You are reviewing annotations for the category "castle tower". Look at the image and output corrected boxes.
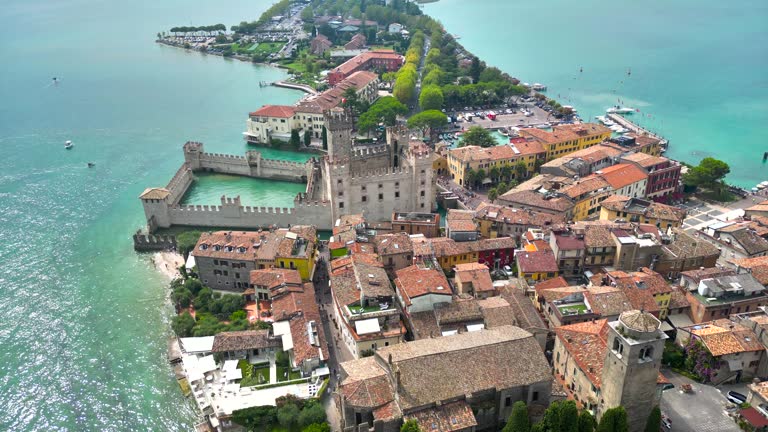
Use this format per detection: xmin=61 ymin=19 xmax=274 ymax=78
xmin=183 ymin=141 xmax=204 ymax=170
xmin=600 ymin=310 xmax=667 ymax=432
xmin=324 ymin=107 xmax=353 ymax=161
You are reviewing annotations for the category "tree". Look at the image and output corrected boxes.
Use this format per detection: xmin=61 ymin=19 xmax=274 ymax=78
xmin=683 ymin=157 xmax=730 ymax=191
xmin=194 ymin=287 xmax=214 ymax=312
xmin=644 ymin=406 xmax=661 ymax=432
xmin=172 ymin=287 xmax=193 ymax=308
xmin=277 ymin=403 xmax=300 ymax=429
xmin=321 ymin=126 xmax=328 ymax=150
xmin=578 ymin=411 xmax=597 ymax=432
xmin=303 ymin=424 xmax=331 ymax=432
xmin=401 ymin=419 xmax=422 ymax=432
xmin=596 ymin=407 xmax=628 ymax=432
xmin=490 ymin=166 xmax=501 ymax=181
xmin=304 ymin=130 xmax=311 ymax=146
xmin=419 ymin=85 xmax=444 ymax=111
xmin=406 ymin=110 xmax=448 ymax=141
xmin=497 ymin=181 xmax=510 ymax=195
xmin=300 ymin=6 xmax=314 ymax=22
xmin=358 ymin=96 xmax=408 ymax=134
xmin=488 ymin=188 xmax=498 ymax=203
xmin=469 ymin=56 xmax=482 ymax=82
xmin=171 ymin=312 xmax=195 ymax=337
xmin=479 ymin=66 xmax=505 ymax=83
xmin=176 ymin=230 xmax=202 ymax=257
xmin=559 ymin=401 xmax=579 ymax=432
xmin=290 ymin=129 xmax=301 ymax=148
xmin=515 ymin=160 xmax=528 ymax=179
xmin=503 ymin=401 xmax=530 ymax=432
xmin=460 ymin=126 xmax=496 ymax=148
xmin=464 ymin=168 xmax=476 ymax=188
xmin=231 ymin=405 xmax=278 ymax=430
xmin=298 ymin=402 xmax=327 ymax=428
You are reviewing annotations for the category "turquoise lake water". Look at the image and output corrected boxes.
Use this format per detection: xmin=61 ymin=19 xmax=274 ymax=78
xmin=0 ymin=0 xmax=303 ymax=430
xmin=182 ymin=173 xmax=306 ymax=208
xmin=425 ymin=0 xmax=768 ymax=187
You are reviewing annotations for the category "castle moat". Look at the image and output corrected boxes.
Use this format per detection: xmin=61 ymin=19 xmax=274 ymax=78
xmin=181 ymin=172 xmax=305 ymax=208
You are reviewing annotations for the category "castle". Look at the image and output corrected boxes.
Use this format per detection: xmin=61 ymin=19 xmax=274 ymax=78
xmin=139 ymin=108 xmax=436 ymax=232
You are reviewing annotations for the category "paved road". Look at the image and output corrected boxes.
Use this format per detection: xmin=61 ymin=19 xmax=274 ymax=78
xmin=660 ymin=369 xmax=741 ymax=432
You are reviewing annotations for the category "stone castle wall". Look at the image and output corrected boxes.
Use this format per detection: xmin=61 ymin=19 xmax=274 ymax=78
xmin=166 ymin=164 xmax=194 ymax=205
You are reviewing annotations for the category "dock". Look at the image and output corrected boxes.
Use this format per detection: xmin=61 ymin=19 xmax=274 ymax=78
xmin=272 ymin=80 xmax=318 ymax=95
xmin=606 ymin=113 xmax=668 ymax=147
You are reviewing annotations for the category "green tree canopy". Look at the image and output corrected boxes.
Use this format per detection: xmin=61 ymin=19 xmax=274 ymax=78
xmin=231 ymin=405 xmax=278 ymax=430
xmin=171 ymin=312 xmax=195 ymax=337
xmin=488 ymin=187 xmax=499 ymax=203
xmin=277 ymin=403 xmax=300 ymax=429
xmin=419 ymin=85 xmax=444 ymax=111
xmin=559 ymin=400 xmax=579 ymax=432
xmin=644 ymin=406 xmax=661 ymax=432
xmin=460 ymin=126 xmax=496 ymax=148
xmin=176 ymin=230 xmax=202 ymax=256
xmin=300 ymin=6 xmax=314 ymax=22
xmin=401 ymin=419 xmax=422 ymax=432
xmin=578 ymin=411 xmax=597 ymax=432
xmin=683 ymin=157 xmax=730 ymax=190
xmin=303 ymin=423 xmax=331 ymax=432
xmin=358 ymin=96 xmax=407 ymax=133
xmin=596 ymin=407 xmax=628 ymax=432
xmin=503 ymin=400 xmax=530 ymax=432
xmin=297 ymin=402 xmax=327 ymax=428
xmin=406 ymin=110 xmax=448 ymax=134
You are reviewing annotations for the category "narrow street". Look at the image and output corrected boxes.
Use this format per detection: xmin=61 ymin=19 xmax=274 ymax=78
xmin=312 ymin=243 xmax=355 ymax=431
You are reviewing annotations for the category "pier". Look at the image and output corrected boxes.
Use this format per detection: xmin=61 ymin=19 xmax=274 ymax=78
xmin=607 ymin=113 xmax=668 ymax=146
xmin=272 ymin=80 xmax=318 ymax=95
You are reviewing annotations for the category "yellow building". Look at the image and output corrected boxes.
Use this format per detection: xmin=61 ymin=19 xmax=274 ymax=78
xmin=446 ymin=140 xmax=545 ymax=187
xmin=599 ymin=195 xmax=686 ymax=230
xmin=275 ymin=226 xmax=318 ymax=280
xmin=518 ymin=123 xmax=612 ymax=162
xmin=430 ymin=239 xmax=479 ymax=271
xmin=515 ymin=250 xmax=560 ymax=283
xmin=561 ymin=176 xmax=613 ymax=221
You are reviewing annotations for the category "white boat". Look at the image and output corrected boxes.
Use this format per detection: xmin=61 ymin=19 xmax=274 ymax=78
xmin=609 ymin=125 xmax=624 ymax=132
xmin=532 ymin=83 xmax=547 ymax=91
xmin=64 ymin=140 xmax=73 ymax=149
xmin=595 ymin=115 xmax=609 ymax=124
xmin=606 ymin=105 xmax=635 ymax=114
xmin=759 ymin=181 xmax=768 ymax=188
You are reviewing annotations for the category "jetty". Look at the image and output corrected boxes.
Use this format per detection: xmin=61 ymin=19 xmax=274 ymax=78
xmin=607 ymin=113 xmax=668 ymax=149
xmin=272 ymin=80 xmax=318 ymax=95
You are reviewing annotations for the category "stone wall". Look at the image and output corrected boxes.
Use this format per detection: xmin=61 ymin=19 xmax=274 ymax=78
xmin=133 ymin=232 xmax=177 ymax=251
xmin=165 ymin=196 xmax=333 ymax=230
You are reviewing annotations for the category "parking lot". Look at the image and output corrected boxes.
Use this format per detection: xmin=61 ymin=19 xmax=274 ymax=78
xmin=660 ymin=369 xmax=742 ymax=432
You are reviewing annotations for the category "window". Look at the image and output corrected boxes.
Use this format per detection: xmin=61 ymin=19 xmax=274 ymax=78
xmin=395 ymin=191 xmax=400 ymax=198
xmin=379 ymin=193 xmax=383 ymax=200
xmin=532 ymin=391 xmax=539 ymax=402
xmin=362 ymin=196 xmax=367 ymax=202
xmin=378 ymin=183 xmax=383 ymax=188
xmin=339 ymin=202 xmax=344 ymax=209
xmin=420 ymin=190 xmax=425 ymax=197
xmin=505 ymin=396 xmax=512 ymax=407
xmin=235 ymin=273 xmax=240 ymax=279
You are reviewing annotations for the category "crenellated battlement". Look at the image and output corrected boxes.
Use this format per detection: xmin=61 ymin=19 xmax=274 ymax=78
xmin=351 ymin=144 xmax=389 ymax=158
xmin=349 ymin=166 xmax=413 ymax=180
xmin=200 ymin=152 xmax=247 ymax=161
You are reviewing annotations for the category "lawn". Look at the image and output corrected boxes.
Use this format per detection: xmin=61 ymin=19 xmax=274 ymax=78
xmin=253 ymin=366 xmax=270 ymax=384
xmin=276 ymin=366 xmax=302 ymax=382
xmin=251 ymin=41 xmax=286 ymax=56
xmin=558 ymin=303 xmax=588 ymax=315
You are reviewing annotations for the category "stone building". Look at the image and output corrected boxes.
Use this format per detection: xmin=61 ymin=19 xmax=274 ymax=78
xmin=390 ymin=212 xmax=440 ymax=238
xmin=192 ymin=231 xmax=269 ymax=291
xmin=553 ymin=311 xmax=667 ymax=431
xmin=337 ymin=326 xmax=552 ymax=432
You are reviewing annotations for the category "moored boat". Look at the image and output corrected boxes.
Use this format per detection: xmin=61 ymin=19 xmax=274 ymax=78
xmin=65 ymin=140 xmax=73 ymax=149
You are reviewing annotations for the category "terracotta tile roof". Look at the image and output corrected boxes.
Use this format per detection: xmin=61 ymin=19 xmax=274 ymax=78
xmin=406 ymin=400 xmax=477 ymax=432
xmin=730 ymin=229 xmax=768 ymax=255
xmin=669 ymin=289 xmax=690 ymax=309
xmin=194 ymin=231 xmax=268 ymax=261
xmin=447 ymin=218 xmax=478 ymax=232
xmin=516 ymin=250 xmax=559 ymax=273
xmin=621 ymin=152 xmax=670 ymax=169
xmin=339 ymin=357 xmax=393 ymax=409
xmin=139 ymin=187 xmax=170 ymax=200
xmin=498 ymin=189 xmax=575 ymax=213
xmin=277 ymin=283 xmax=329 ymax=366
xmin=555 ymin=320 xmax=610 ymax=388
xmin=553 ymin=232 xmax=586 ymax=250
xmin=429 ymin=238 xmax=475 ymax=258
xmin=689 ymin=320 xmax=764 ymax=356
xmin=519 ymin=123 xmax=611 ymax=145
xmin=271 ymin=282 xmax=315 ymax=319
xmin=474 ymin=237 xmax=517 ymax=252
xmin=373 ymin=232 xmax=413 ymax=256
xmin=298 ymin=70 xmax=379 ymax=113
xmin=582 ymin=225 xmax=615 ymax=248
xmin=455 ymin=263 xmax=494 ymax=293
xmin=250 ymin=268 xmax=303 ymax=295
xmin=249 ymin=104 xmax=295 ymax=118
xmin=495 ymin=286 xmax=547 ymax=330
xmin=434 ymin=299 xmax=484 ymax=325
xmin=533 ymin=276 xmax=570 ymax=290
xmin=447 ymin=141 xmax=545 ymax=164
xmin=447 ymin=209 xmax=474 ymax=220
xmin=732 ymin=256 xmax=768 ymax=269
xmin=395 ymin=265 xmax=452 ymax=306
xmin=474 ymin=202 xmax=567 ymax=227
xmin=561 ymin=176 xmax=611 ymax=199
xmin=600 ymin=196 xmax=686 ymax=222
xmin=584 ymin=288 xmax=632 ymax=316
xmin=375 ymin=326 xmax=552 ymax=410
xmin=211 ymin=330 xmax=280 ymax=353
xmin=681 ymin=267 xmax=736 ymax=284
xmin=595 ymin=163 xmax=648 ymax=190
xmin=332 ymin=50 xmax=403 ymax=76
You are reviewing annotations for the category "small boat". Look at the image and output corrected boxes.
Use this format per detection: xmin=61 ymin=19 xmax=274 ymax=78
xmin=759 ymin=181 xmax=768 ymax=188
xmin=532 ymin=83 xmax=547 ymax=91
xmin=609 ymin=125 xmax=624 ymax=132
xmin=499 ymin=129 xmax=508 ymax=137
xmin=87 ymin=162 xmax=95 ymax=168
xmin=65 ymin=140 xmax=73 ymax=149
xmin=606 ymin=105 xmax=635 ymax=114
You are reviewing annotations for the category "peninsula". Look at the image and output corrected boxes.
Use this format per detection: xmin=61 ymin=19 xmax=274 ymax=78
xmin=144 ymin=1 xmax=768 ymax=432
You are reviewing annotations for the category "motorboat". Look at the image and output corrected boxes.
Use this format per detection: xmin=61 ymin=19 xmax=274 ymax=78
xmin=606 ymin=105 xmax=635 ymax=114
xmin=65 ymin=140 xmax=73 ymax=149
xmin=532 ymin=83 xmax=547 ymax=91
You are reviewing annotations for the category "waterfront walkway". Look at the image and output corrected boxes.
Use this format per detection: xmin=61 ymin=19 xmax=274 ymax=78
xmin=607 ymin=113 xmax=666 ymax=143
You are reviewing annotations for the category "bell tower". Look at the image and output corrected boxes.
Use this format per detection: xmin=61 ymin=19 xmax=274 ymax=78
xmin=600 ymin=310 xmax=667 ymax=431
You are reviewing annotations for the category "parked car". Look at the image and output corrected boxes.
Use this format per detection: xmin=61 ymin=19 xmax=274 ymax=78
xmin=503 ymin=265 xmax=513 ymax=276
xmin=726 ymin=390 xmax=747 ymax=405
xmin=661 ymin=413 xmax=672 ymax=430
xmin=661 ymin=383 xmax=675 ymax=391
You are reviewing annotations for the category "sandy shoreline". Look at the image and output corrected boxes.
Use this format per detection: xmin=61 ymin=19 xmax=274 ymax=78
xmin=152 ymin=251 xmax=185 ymax=280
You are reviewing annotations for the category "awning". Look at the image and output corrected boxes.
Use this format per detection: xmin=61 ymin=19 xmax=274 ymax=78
xmin=355 ymin=318 xmax=381 ymax=335
xmin=741 ymin=407 xmax=768 ymax=428
xmin=180 ymin=336 xmax=215 ymax=354
xmin=667 ymin=313 xmax=695 ymax=329
xmin=185 ymin=255 xmax=196 ymax=271
xmin=482 ymin=177 xmax=493 ymax=184
xmin=466 ymin=324 xmax=485 ymax=332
